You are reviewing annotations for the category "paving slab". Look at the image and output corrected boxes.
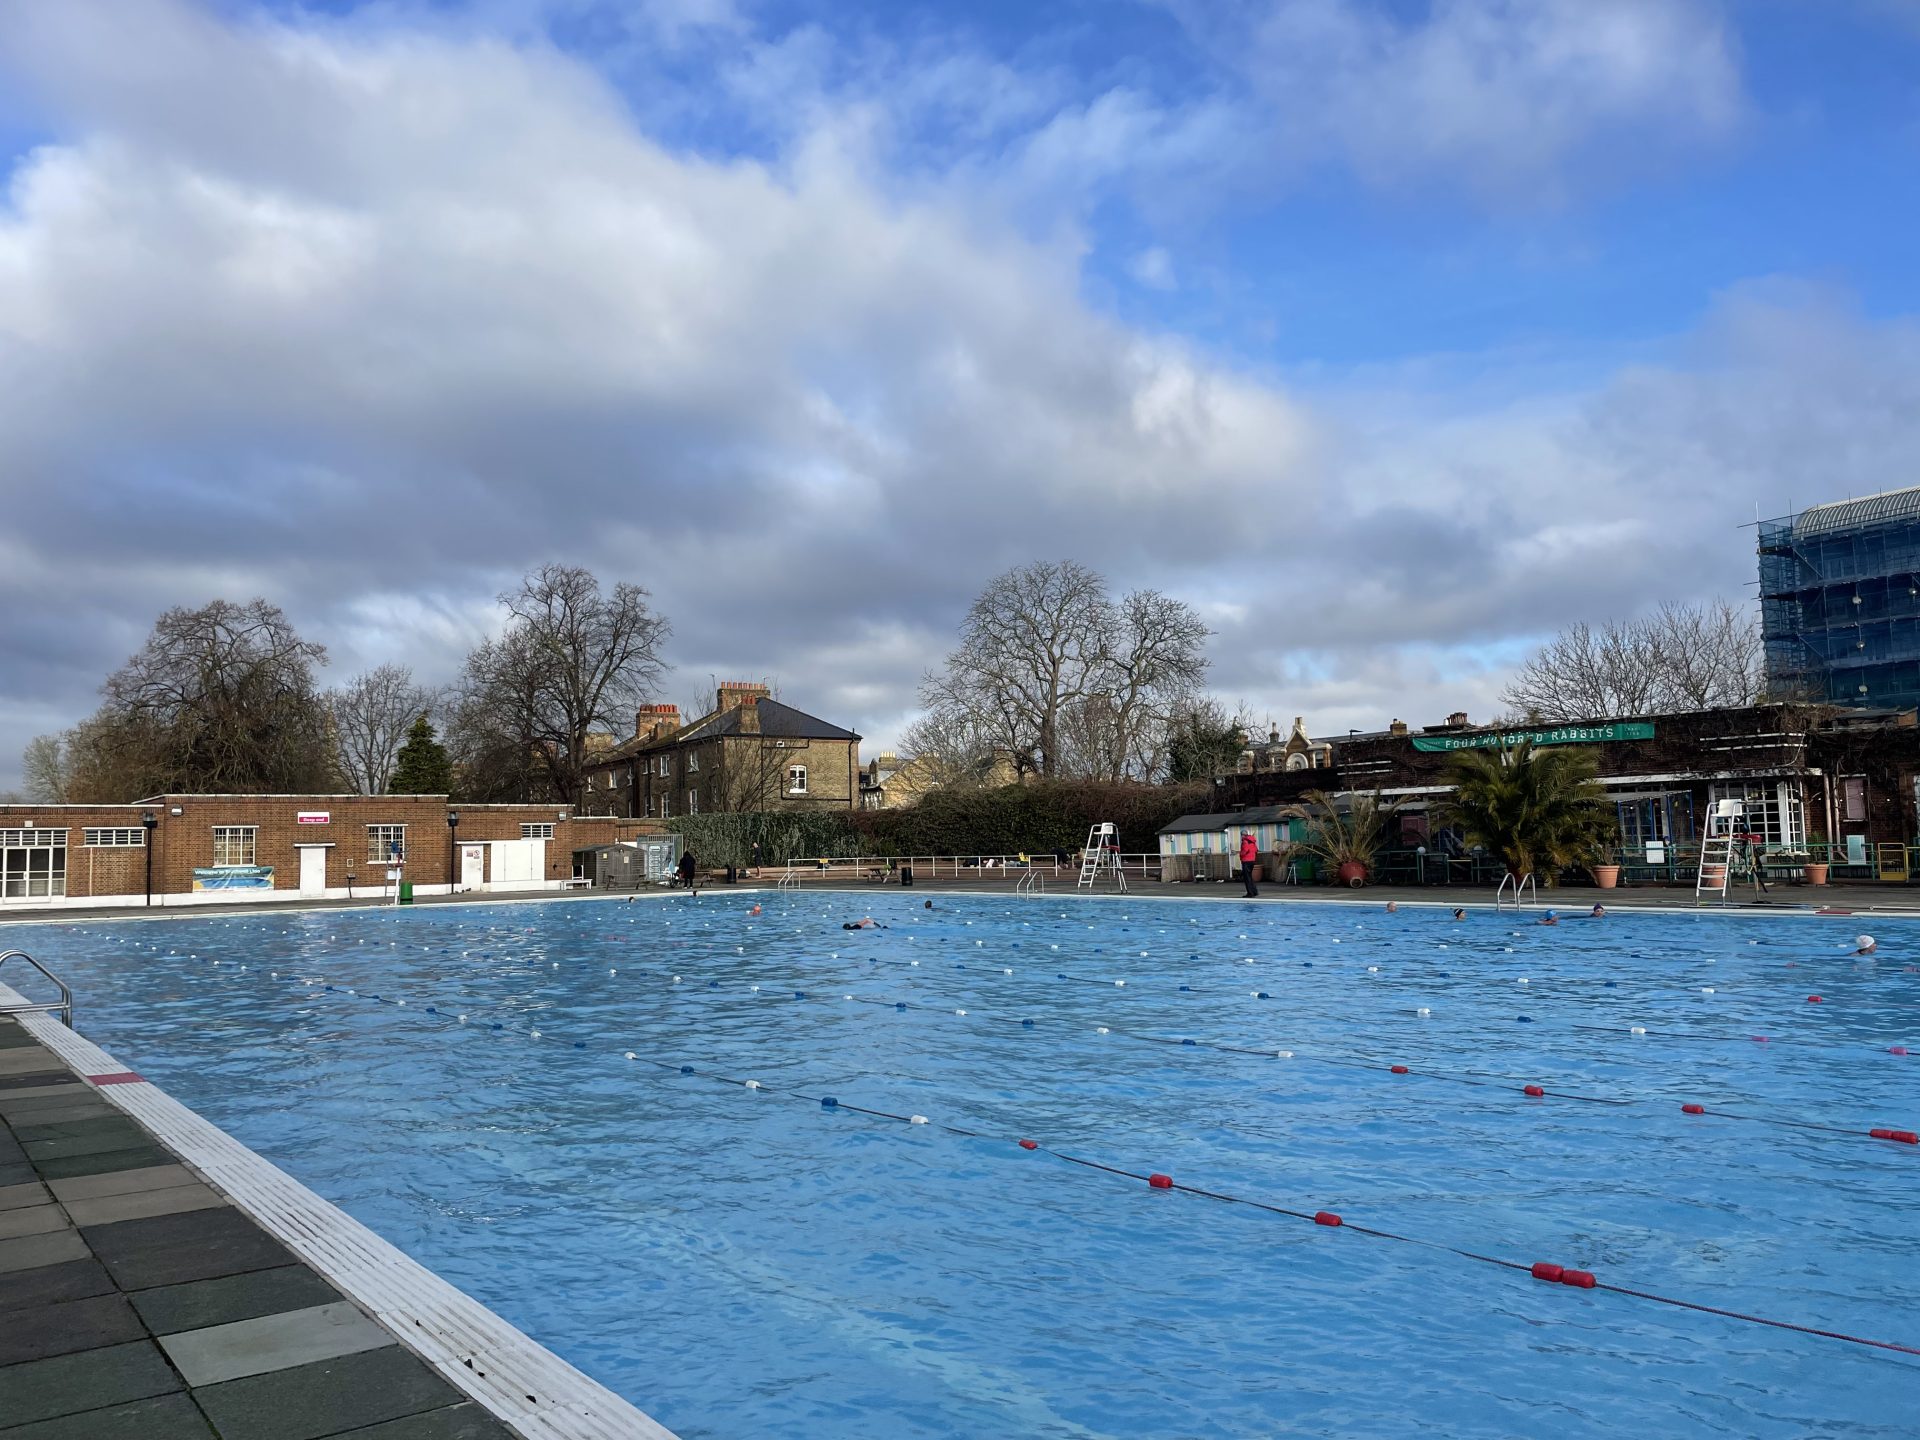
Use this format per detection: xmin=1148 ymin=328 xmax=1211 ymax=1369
xmin=0 ymin=1203 xmax=70 ymax=1240
xmin=14 ymin=1114 xmax=151 ymax=1144
xmin=332 ymin=1403 xmax=522 ymax=1440
xmin=0 ymin=1179 xmax=51 ymax=1212
xmin=31 ymin=1145 xmax=176 ymax=1180
xmin=130 ymin=1263 xmax=342 ymax=1335
xmin=0 ymin=1083 xmax=95 ymax=1104
xmin=0 ymin=1291 xmax=147 ymax=1367
xmin=0 ymin=1228 xmax=88 ymax=1274
xmin=62 ymin=1181 xmax=225 ymax=1228
xmin=0 ymin=1163 xmax=36 ymax=1188
xmin=0 ymin=1391 xmax=218 ymax=1440
xmin=0 ymin=1257 xmax=116 ymax=1310
xmin=191 ymin=1345 xmax=462 ymax=1440
xmin=0 ymin=1338 xmax=182 ymax=1427
xmin=83 ymin=1206 xmax=296 ymax=1290
xmin=0 ymin=1051 xmax=62 ymax=1076
xmin=25 ymin=1127 xmax=154 ymax=1161
xmin=160 ymin=1299 xmax=395 ymax=1387
xmin=47 ymin=1161 xmax=196 ymax=1202
xmin=0 ymin=1072 xmax=77 ymax=1092
xmin=0 ymin=1102 xmax=118 ymax=1127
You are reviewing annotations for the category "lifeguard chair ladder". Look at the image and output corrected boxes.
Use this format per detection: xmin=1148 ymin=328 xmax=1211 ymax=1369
xmin=1696 ymin=800 xmax=1749 ymax=905
xmin=1078 ymin=823 xmax=1120 ymax=889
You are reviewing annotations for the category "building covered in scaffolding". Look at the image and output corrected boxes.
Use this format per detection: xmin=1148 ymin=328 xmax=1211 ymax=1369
xmin=1758 ymin=485 xmax=1920 ymax=710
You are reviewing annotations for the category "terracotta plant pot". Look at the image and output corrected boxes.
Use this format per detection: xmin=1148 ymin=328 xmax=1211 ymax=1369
xmin=1805 ymin=863 xmax=1829 ymax=886
xmin=1336 ymin=860 xmax=1367 ymax=888
xmin=1700 ymin=864 xmax=1727 ymax=888
xmin=1591 ymin=865 xmax=1620 ymax=889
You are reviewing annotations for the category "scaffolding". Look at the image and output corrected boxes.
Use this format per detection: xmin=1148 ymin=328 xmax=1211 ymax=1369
xmin=1757 ymin=486 xmax=1920 ymax=710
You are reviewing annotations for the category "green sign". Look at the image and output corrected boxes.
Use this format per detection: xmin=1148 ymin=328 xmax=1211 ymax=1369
xmin=1410 ymin=721 xmax=1655 ymax=753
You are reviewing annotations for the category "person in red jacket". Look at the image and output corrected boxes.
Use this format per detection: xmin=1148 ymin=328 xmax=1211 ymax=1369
xmin=1239 ymin=830 xmax=1260 ymax=898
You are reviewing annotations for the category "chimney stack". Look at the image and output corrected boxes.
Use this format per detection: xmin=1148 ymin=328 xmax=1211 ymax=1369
xmin=1389 ymin=718 xmax=1409 ymax=737
xmin=716 ymin=680 xmax=772 ymax=713
xmin=636 ymin=704 xmax=680 ymax=741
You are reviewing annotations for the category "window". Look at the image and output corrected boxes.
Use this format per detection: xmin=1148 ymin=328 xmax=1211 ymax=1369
xmin=1707 ymin=782 xmax=1803 ymax=850
xmin=787 ymin=764 xmax=808 ymax=794
xmin=656 ymin=755 xmax=670 ymax=777
xmin=83 ymin=828 xmax=145 ymax=847
xmin=521 ymin=823 xmax=554 ymax=840
xmin=660 ymin=795 xmax=670 ymax=819
xmin=687 ymin=789 xmax=698 ymax=815
xmin=687 ymin=751 xmax=699 ymax=773
xmin=1 ymin=830 xmax=67 ymax=899
xmin=212 ymin=827 xmax=257 ymax=866
xmin=367 ymin=825 xmax=407 ymax=863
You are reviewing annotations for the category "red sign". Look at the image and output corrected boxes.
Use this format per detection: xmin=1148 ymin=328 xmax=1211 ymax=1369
xmin=296 ymin=812 xmax=330 ymax=825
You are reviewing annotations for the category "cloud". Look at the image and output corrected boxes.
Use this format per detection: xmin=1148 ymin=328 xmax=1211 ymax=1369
xmin=0 ymin=2 xmax=1912 ymax=793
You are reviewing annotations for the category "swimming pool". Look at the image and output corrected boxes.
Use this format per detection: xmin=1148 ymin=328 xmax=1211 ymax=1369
xmin=8 ymin=893 xmax=1916 ymax=1438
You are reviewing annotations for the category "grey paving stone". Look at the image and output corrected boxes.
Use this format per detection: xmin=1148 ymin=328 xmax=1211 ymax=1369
xmin=0 ymin=1072 xmax=76 ymax=1092
xmin=160 ymin=1300 xmax=394 ymax=1387
xmin=32 ymin=1146 xmax=175 ymax=1181
xmin=0 ymin=1203 xmax=69 ymax=1240
xmin=0 ymin=1083 xmax=94 ymax=1105
xmin=192 ymin=1346 xmax=463 ymax=1440
xmin=0 ymin=1163 xmax=37 ymax=1188
xmin=0 ymin=1113 xmax=117 ymax=1136
xmin=0 ymin=1179 xmax=51 ymax=1212
xmin=62 ymin=1182 xmax=225 ymax=1229
xmin=13 ymin=1114 xmax=148 ymax=1144
xmin=25 ymin=1128 xmax=153 ymax=1162
xmin=0 ymin=1257 xmax=116 ymax=1310
xmin=47 ymin=1162 xmax=196 ymax=1202
xmin=0 ymin=1049 xmax=62 ymax=1076
xmin=0 ymin=1339 xmax=182 ymax=1427
xmin=84 ymin=1206 xmax=294 ymax=1290
xmin=0 ymin=1391 xmax=217 ymax=1440
xmin=331 ymin=1402 xmax=521 ymax=1440
xmin=131 ymin=1264 xmax=343 ymax=1335
xmin=0 ymin=1291 xmax=147 ymax=1367
xmin=0 ymin=1228 xmax=88 ymax=1274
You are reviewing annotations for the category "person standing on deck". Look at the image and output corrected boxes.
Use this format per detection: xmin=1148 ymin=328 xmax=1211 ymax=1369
xmin=1239 ymin=830 xmax=1260 ymax=898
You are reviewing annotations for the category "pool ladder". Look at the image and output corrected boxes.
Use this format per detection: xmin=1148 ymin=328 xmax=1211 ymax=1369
xmin=1016 ymin=870 xmax=1046 ymax=896
xmin=776 ymin=864 xmax=800 ymax=891
xmin=0 ymin=950 xmax=74 ymax=1028
xmin=1494 ymin=873 xmax=1536 ymax=910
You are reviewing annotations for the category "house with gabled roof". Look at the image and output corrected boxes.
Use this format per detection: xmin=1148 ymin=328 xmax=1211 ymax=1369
xmin=579 ymin=682 xmax=861 ymax=819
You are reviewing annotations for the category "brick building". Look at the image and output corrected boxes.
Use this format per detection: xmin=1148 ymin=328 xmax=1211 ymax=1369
xmin=581 ymin=683 xmax=861 ymax=819
xmin=0 ymin=794 xmax=661 ymax=909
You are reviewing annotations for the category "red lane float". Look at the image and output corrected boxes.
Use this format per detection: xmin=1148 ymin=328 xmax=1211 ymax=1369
xmin=1870 ymin=1128 xmax=1919 ymax=1144
xmin=1148 ymin=1173 xmax=1174 ymax=1189
xmin=1314 ymin=1210 xmax=1343 ymax=1227
xmin=1018 ymin=1138 xmax=1039 ymax=1150
xmin=1807 ymin=995 xmax=1823 ymax=1004
xmin=1390 ymin=1064 xmax=1410 ymax=1075
xmin=1681 ymin=1103 xmax=1706 ymax=1115
xmin=1523 ymin=1084 xmax=1545 ymax=1097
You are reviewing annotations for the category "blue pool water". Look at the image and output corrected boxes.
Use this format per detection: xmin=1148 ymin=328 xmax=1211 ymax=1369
xmin=7 ymin=892 xmax=1918 ymax=1438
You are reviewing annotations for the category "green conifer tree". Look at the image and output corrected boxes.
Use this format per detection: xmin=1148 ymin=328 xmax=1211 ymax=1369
xmin=389 ymin=714 xmax=453 ymax=795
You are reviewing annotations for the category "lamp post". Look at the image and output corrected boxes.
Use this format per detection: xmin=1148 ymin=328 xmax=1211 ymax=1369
xmin=141 ymin=811 xmax=157 ymax=907
xmin=447 ymin=810 xmax=459 ymax=896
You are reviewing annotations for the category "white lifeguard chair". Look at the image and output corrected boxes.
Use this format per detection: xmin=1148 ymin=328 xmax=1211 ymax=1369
xmin=1697 ymin=799 xmax=1761 ymax=905
xmin=1077 ymin=822 xmax=1126 ymax=891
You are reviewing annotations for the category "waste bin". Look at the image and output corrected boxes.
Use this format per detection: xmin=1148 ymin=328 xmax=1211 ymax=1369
xmin=399 ymin=882 xmax=414 ymax=904
xmin=900 ymin=865 xmax=914 ymax=887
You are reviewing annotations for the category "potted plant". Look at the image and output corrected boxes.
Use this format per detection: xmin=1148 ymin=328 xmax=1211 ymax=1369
xmin=1590 ymin=857 xmax=1621 ymax=889
xmin=1442 ymin=741 xmax=1611 ymax=892
xmin=1804 ymin=834 xmax=1829 ymax=886
xmin=1299 ymin=790 xmax=1394 ymax=887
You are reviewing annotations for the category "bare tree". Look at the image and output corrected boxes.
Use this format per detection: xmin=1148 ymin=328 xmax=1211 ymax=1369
xmin=917 ymin=562 xmax=1211 ymax=780
xmin=451 ymin=566 xmax=670 ymax=805
xmin=328 ymin=664 xmax=434 ymax=794
xmin=1501 ymin=599 xmax=1762 ymax=722
xmin=76 ymin=598 xmax=333 ymax=796
xmin=20 ymin=735 xmax=70 ymax=803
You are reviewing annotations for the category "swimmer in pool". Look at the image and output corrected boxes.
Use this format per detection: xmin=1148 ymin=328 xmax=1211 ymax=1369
xmin=1451 ymin=908 xmax=1466 ymax=921
xmin=1589 ymin=904 xmax=1606 ymax=919
xmin=1856 ymin=934 xmax=1877 ymax=955
xmin=923 ymin=900 xmax=933 ymax=909
xmin=842 ymin=917 xmax=885 ymax=931
xmin=1539 ymin=910 xmax=1559 ymax=926
xmin=1384 ymin=902 xmax=1398 ymax=913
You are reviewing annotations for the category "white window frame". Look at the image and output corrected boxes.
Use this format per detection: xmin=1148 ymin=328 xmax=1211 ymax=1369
xmin=687 ymin=788 xmax=698 ymax=815
xmin=687 ymin=751 xmax=700 ymax=773
xmin=0 ymin=830 xmax=67 ymax=898
xmin=660 ymin=795 xmax=670 ymax=819
xmin=212 ymin=826 xmax=257 ymax=867
xmin=656 ymin=755 xmax=670 ymax=777
xmin=367 ymin=824 xmax=407 ymax=864
xmin=788 ymin=764 xmax=808 ymax=795
xmin=1707 ymin=781 xmax=1804 ymax=850
xmin=83 ymin=828 xmax=145 ymax=847
xmin=521 ymin=823 xmax=555 ymax=840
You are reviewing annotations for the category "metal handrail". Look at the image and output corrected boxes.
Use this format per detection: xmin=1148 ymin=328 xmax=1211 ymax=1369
xmin=1494 ymin=873 xmax=1535 ymax=910
xmin=1016 ymin=870 xmax=1045 ymax=895
xmin=0 ymin=950 xmax=73 ymax=1028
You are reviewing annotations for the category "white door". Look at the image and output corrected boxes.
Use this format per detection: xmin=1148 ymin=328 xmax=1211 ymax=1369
xmin=460 ymin=843 xmax=486 ymax=890
xmin=297 ymin=847 xmax=328 ymax=897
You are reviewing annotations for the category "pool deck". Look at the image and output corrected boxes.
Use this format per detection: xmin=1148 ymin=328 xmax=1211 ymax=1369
xmin=0 ymin=1006 xmax=675 ymax=1440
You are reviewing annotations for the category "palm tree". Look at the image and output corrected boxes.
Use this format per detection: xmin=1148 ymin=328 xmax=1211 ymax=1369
xmin=1442 ymin=742 xmax=1612 ymax=884
xmin=1298 ymin=789 xmax=1396 ymax=884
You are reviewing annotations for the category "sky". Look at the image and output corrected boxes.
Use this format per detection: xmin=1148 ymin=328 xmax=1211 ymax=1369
xmin=3 ymin=0 xmax=1920 ymax=789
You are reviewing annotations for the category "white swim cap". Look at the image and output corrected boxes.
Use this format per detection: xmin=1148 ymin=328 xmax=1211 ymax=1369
xmin=1856 ymin=935 xmax=1874 ymax=948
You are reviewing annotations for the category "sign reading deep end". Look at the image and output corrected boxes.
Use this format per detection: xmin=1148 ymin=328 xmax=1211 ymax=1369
xmin=1411 ymin=722 xmax=1656 ymax=753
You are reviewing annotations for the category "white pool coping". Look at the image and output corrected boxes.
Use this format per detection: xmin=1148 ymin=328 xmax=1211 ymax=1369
xmin=1 ymin=981 xmax=679 ymax=1440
